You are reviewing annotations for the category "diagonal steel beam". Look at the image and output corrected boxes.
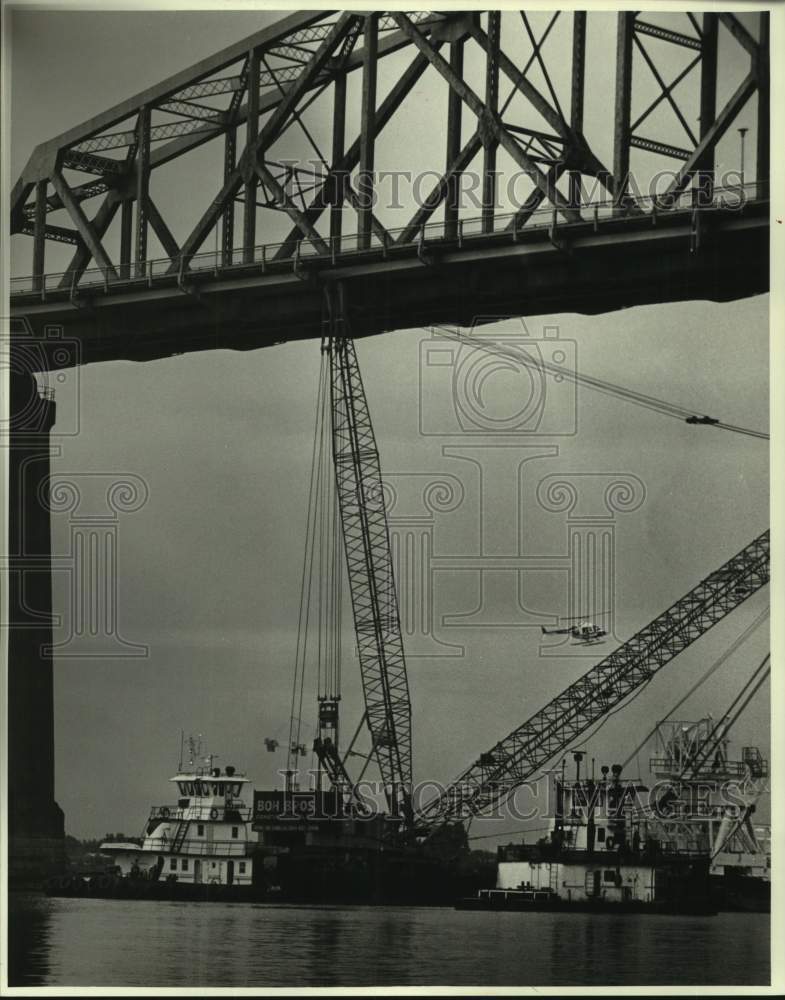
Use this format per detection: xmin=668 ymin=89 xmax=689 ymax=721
xmin=632 ymin=34 xmax=698 ymax=147
xmin=469 ymin=21 xmax=568 ymax=141
xmin=519 ymin=12 xmax=565 ymax=123
xmin=395 ymin=132 xmax=483 ymax=245
xmin=392 ymin=13 xmax=580 ymax=223
xmin=57 ymin=193 xmax=120 ymax=288
xmin=273 ymin=48 xmax=436 ymax=260
xmin=50 ymin=171 xmax=118 ymax=279
xmin=147 ymin=196 xmax=181 ymax=260
xmin=663 ymin=71 xmax=757 ymax=199
xmin=505 ymin=160 xmax=568 ymax=231
xmin=174 ymin=13 xmax=353 ymax=269
xmin=255 ymin=160 xmax=329 ymax=254
xmin=341 ymin=181 xmax=392 ymax=251
xmin=631 ymin=51 xmax=702 ymax=135
xmin=718 ymin=13 xmax=760 ymax=60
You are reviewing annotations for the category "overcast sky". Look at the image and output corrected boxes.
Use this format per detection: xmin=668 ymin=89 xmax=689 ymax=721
xmin=9 ymin=8 xmax=769 ymax=840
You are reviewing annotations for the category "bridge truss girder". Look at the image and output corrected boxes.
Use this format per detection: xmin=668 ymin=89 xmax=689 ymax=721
xmin=11 ymin=11 xmax=769 ymax=292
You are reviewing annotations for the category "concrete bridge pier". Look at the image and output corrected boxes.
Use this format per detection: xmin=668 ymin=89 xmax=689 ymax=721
xmin=8 ymin=369 xmax=65 ymax=886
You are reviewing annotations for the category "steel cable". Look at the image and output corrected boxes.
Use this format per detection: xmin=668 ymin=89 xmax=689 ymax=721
xmin=430 ymin=325 xmax=769 ymax=440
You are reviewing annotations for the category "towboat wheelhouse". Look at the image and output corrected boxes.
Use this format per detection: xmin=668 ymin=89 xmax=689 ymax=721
xmin=101 ymin=752 xmax=256 ymax=888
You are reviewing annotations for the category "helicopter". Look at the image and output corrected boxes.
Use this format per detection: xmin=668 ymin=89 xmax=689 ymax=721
xmin=541 ymin=612 xmax=610 ymax=645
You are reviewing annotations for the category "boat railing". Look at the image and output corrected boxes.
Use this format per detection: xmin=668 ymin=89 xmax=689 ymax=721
xmin=144 ymin=837 xmax=253 ymax=858
xmin=148 ymin=804 xmax=253 ymax=822
xmin=477 ymin=888 xmax=554 ymax=901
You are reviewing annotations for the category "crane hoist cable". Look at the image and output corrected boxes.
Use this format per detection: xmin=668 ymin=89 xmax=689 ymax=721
xmin=287 ymin=352 xmax=332 ymax=785
xmin=429 ymin=325 xmax=769 ymax=441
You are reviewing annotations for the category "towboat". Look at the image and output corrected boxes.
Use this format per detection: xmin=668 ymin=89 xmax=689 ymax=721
xmin=46 ymin=744 xmax=260 ymax=901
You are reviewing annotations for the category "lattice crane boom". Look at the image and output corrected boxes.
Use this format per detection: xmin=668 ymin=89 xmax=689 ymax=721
xmin=419 ymin=529 xmax=769 ymax=826
xmin=327 ymin=286 xmax=413 ymax=821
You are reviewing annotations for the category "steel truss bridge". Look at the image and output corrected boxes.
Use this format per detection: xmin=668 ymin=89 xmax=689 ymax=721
xmin=10 ymin=10 xmax=770 ymax=370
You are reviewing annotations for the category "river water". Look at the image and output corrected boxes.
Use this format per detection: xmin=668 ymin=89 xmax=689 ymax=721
xmin=9 ymin=894 xmax=769 ymax=988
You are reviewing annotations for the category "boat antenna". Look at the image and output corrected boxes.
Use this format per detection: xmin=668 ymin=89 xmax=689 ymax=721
xmin=179 ymin=729 xmax=184 ymax=771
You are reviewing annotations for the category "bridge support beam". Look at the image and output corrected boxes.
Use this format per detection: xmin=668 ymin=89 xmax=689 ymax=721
xmin=32 ymin=181 xmax=47 ymax=293
xmin=243 ymin=48 xmax=260 ymax=264
xmin=613 ymin=13 xmax=634 ymax=212
xmin=445 ymin=38 xmax=465 ymax=241
xmin=570 ymin=13 xmax=587 ymax=208
xmin=756 ymin=12 xmax=769 ymax=201
xmin=358 ymin=14 xmax=378 ymax=251
xmin=135 ymin=106 xmax=151 ymax=277
xmin=481 ymin=12 xmax=500 ymax=234
xmin=698 ymin=13 xmax=718 ymax=202
xmin=8 ymin=361 xmax=65 ymax=886
xmin=330 ymin=71 xmax=347 ymax=249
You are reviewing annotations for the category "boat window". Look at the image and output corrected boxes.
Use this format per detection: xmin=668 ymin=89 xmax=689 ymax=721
xmin=239 ymin=862 xmax=246 ymax=873
xmin=197 ymin=824 xmax=204 ymax=836
xmin=603 ymin=869 xmax=616 ymax=883
xmin=231 ymin=826 xmax=239 ymax=839
xmin=188 ymin=781 xmax=195 ymax=795
xmin=596 ymin=827 xmax=605 ymax=842
xmin=177 ymin=783 xmax=186 ymax=795
xmin=218 ymin=782 xmax=225 ymax=795
xmin=194 ymin=781 xmax=203 ymax=796
xmin=170 ymin=858 xmax=177 ymax=871
xmin=233 ymin=782 xmax=242 ymax=796
xmin=181 ymin=858 xmax=189 ymax=871
xmin=212 ymin=783 xmax=219 ymax=796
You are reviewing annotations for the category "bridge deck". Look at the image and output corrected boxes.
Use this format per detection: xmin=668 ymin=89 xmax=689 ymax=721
xmin=11 ymin=190 xmax=769 ymax=370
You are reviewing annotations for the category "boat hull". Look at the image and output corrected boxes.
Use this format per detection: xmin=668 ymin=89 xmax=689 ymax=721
xmin=710 ymin=873 xmax=770 ymax=913
xmin=44 ymin=874 xmax=260 ymax=903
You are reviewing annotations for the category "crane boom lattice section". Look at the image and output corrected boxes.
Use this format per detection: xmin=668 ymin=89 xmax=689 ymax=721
xmin=419 ymin=530 xmax=769 ymax=825
xmin=329 ymin=332 xmax=413 ymax=819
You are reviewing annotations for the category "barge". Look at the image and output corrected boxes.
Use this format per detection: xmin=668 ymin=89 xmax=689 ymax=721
xmin=457 ymin=755 xmax=717 ymax=915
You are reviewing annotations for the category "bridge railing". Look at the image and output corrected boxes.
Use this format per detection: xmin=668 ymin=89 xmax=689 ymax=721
xmin=9 ymin=183 xmax=762 ymax=299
